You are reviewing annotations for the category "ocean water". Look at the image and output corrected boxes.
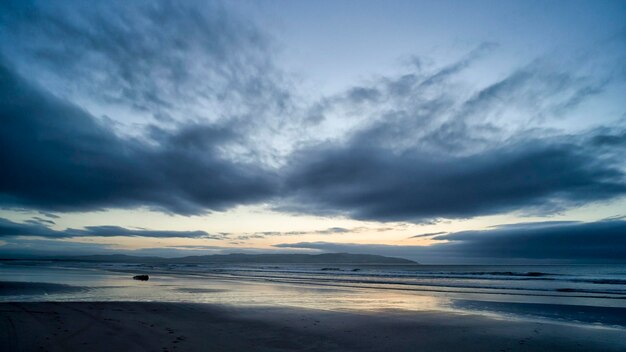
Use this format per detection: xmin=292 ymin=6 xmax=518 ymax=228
xmin=1 ymin=261 xmax=625 ymax=327
xmin=167 ymin=263 xmax=626 ymax=300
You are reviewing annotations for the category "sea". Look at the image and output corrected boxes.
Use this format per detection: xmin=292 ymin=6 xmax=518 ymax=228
xmin=1 ymin=261 xmax=625 ymax=328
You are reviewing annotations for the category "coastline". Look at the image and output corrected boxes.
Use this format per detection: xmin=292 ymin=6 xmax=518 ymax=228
xmin=2 ymin=263 xmax=626 ymax=351
xmin=2 ymin=301 xmax=626 ymax=352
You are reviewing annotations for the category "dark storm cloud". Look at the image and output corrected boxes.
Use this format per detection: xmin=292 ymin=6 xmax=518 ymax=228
xmin=0 ymin=61 xmax=276 ymax=214
xmin=282 ymin=130 xmax=626 ymax=221
xmin=0 ymin=217 xmax=221 ymax=239
xmin=275 ymin=220 xmax=626 ymax=263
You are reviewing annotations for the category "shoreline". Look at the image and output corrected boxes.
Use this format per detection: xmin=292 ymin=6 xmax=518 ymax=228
xmin=2 ymin=301 xmax=626 ymax=352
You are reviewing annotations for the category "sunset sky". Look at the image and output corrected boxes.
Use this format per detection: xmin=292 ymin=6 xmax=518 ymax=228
xmin=1 ymin=0 xmax=625 ymax=263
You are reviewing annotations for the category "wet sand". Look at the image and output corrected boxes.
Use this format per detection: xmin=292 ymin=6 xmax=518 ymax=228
xmin=1 ymin=301 xmax=625 ymax=352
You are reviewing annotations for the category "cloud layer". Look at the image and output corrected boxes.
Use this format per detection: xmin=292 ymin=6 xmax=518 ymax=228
xmin=4 ymin=218 xmax=622 ymax=262
xmin=0 ymin=0 xmax=289 ymax=124
xmin=0 ymin=61 xmax=277 ymax=214
xmin=282 ymin=129 xmax=626 ymax=221
xmin=0 ymin=217 xmax=219 ymax=239
xmin=0 ymin=0 xmax=625 ymax=225
xmin=276 ymin=220 xmax=626 ymax=263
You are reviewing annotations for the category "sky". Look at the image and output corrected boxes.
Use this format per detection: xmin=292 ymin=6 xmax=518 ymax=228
xmin=0 ymin=0 xmax=625 ymax=263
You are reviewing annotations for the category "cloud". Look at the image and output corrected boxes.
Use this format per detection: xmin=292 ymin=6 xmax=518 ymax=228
xmin=278 ymin=43 xmax=626 ymax=222
xmin=67 ymin=226 xmax=226 ymax=240
xmin=591 ymin=129 xmax=626 ymax=147
xmin=431 ymin=220 xmax=626 ymax=261
xmin=0 ymin=0 xmax=290 ymax=123
xmin=0 ymin=217 xmax=222 ymax=239
xmin=2 ymin=218 xmax=624 ymax=262
xmin=0 ymin=60 xmax=277 ymax=214
xmin=0 ymin=238 xmax=309 ymax=258
xmin=408 ymin=232 xmax=446 ymax=239
xmin=25 ymin=217 xmax=55 ymax=226
xmin=38 ymin=212 xmax=60 ymax=219
xmin=234 ymin=227 xmax=351 ymax=241
xmin=282 ymin=130 xmax=626 ymax=221
xmin=275 ymin=220 xmax=626 ymax=263
xmin=2 ymin=49 xmax=624 ymax=221
xmin=301 ymin=44 xmax=619 ymax=156
xmin=0 ymin=1 xmax=624 ymax=224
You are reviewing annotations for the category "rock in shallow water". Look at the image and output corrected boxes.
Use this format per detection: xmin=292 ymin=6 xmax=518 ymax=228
xmin=133 ymin=275 xmax=149 ymax=281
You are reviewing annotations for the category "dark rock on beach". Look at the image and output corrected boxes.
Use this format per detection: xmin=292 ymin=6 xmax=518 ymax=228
xmin=133 ymin=275 xmax=150 ymax=281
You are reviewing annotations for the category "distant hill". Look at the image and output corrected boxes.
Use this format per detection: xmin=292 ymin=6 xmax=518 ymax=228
xmin=43 ymin=253 xmax=417 ymax=264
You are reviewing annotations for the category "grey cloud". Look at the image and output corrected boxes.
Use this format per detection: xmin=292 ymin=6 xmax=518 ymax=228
xmin=485 ymin=221 xmax=579 ymax=230
xmin=308 ymin=44 xmax=621 ymax=159
xmin=0 ymin=1 xmax=625 ymax=224
xmin=38 ymin=212 xmax=60 ymax=219
xmin=235 ymin=227 xmax=351 ymax=241
xmin=417 ymin=42 xmax=498 ymax=89
xmin=430 ymin=220 xmax=626 ymax=261
xmin=314 ymin=227 xmax=350 ymax=234
xmin=408 ymin=232 xmax=446 ymax=239
xmin=591 ymin=129 xmax=626 ymax=147
xmin=25 ymin=217 xmax=56 ymax=226
xmin=67 ymin=226 xmax=226 ymax=240
xmin=347 ymin=87 xmax=382 ymax=104
xmin=287 ymin=43 xmax=625 ymax=219
xmin=0 ymin=217 xmax=220 ymax=239
xmin=275 ymin=220 xmax=626 ymax=263
xmin=282 ymin=130 xmax=626 ymax=221
xmin=456 ymin=64 xmax=614 ymax=129
xmin=0 ymin=0 xmax=289 ymax=123
xmin=306 ymin=44 xmax=494 ymax=133
xmin=0 ymin=238 xmax=309 ymax=258
xmin=0 ymin=61 xmax=277 ymax=214
xmin=2 ymin=40 xmax=626 ymax=222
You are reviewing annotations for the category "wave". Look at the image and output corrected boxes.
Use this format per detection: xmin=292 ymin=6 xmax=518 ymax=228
xmin=216 ymin=273 xmax=626 ymax=299
xmin=53 ymin=261 xmax=626 ymax=300
xmin=572 ymin=279 xmax=626 ymax=285
xmin=177 ymin=267 xmax=562 ymax=281
xmin=102 ymin=263 xmax=626 ymax=293
xmin=161 ymin=269 xmax=626 ymax=298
